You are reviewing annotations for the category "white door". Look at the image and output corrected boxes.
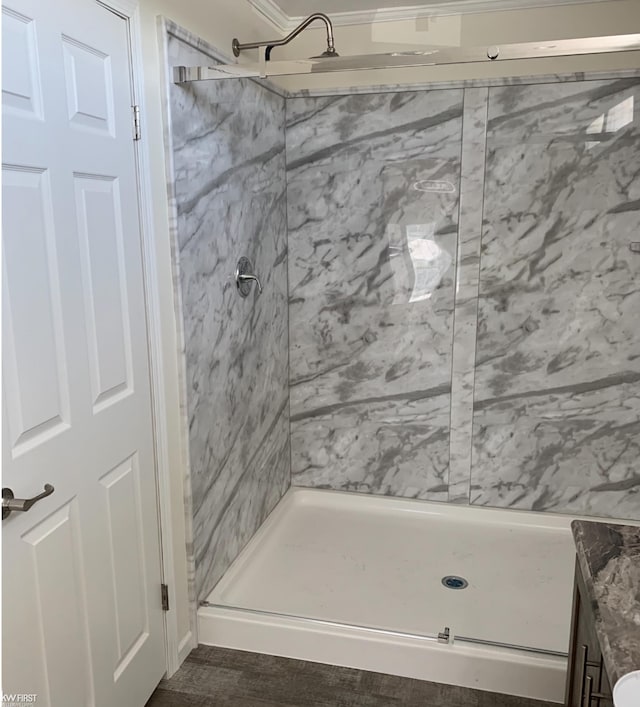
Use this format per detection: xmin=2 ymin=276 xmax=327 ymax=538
xmin=2 ymin=1 xmax=166 ymax=705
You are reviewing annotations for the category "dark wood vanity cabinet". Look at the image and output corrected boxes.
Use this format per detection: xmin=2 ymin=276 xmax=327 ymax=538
xmin=565 ymin=560 xmax=614 ymax=706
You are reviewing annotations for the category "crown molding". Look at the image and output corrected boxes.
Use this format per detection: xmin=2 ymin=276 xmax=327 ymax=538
xmin=247 ymin=0 xmax=292 ymax=31
xmin=247 ymin=0 xmax=609 ymax=32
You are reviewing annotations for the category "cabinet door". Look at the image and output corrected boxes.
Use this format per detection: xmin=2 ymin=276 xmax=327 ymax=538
xmin=598 ymin=664 xmax=614 ymax=705
xmin=565 ymin=559 xmax=614 ymax=707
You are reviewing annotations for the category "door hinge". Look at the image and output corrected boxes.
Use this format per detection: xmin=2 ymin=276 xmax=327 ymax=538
xmin=161 ymin=583 xmax=170 ymax=611
xmin=132 ymin=104 xmax=141 ymax=141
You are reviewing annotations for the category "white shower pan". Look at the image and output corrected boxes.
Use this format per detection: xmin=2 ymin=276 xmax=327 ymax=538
xmin=198 ymin=488 xmax=577 ymax=702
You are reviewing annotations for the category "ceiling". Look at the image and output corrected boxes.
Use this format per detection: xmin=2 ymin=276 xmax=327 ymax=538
xmin=247 ymin=0 xmax=610 ymax=30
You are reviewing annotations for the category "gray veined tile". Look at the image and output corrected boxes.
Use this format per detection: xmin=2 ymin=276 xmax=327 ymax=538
xmin=448 ymin=87 xmax=489 ymax=504
xmin=486 ymin=78 xmax=640 ymax=144
xmin=472 ymin=78 xmax=640 ymax=518
xmin=195 ymin=402 xmax=291 ymax=594
xmin=287 ymin=90 xmax=463 ymax=500
xmin=285 ymin=90 xmax=464 ymax=167
xmin=167 ymin=30 xmax=290 ymax=602
xmin=291 ymin=393 xmax=451 ymax=501
xmin=475 ymin=85 xmax=640 ymax=396
xmin=470 ymin=383 xmax=640 ymax=519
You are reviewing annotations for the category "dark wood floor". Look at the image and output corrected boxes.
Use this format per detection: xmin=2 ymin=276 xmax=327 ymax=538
xmin=146 ymin=645 xmax=553 ymax=707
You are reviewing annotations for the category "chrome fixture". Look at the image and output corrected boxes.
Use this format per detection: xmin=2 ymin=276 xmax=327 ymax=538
xmin=437 ymin=626 xmax=451 ymax=644
xmin=3 ymin=484 xmax=55 ymax=520
xmin=174 ymin=33 xmax=640 ymax=83
xmin=454 ymin=634 xmax=568 ymax=657
xmin=232 ymin=12 xmax=338 ymax=61
xmin=441 ymin=575 xmax=469 ymax=590
xmin=235 ymin=257 xmax=262 ymax=297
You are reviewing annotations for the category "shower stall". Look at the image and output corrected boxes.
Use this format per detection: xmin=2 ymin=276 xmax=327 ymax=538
xmin=160 ymin=18 xmax=640 ymax=703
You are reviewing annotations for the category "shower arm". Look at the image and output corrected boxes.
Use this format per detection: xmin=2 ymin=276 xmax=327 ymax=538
xmin=232 ymin=13 xmax=337 ymax=61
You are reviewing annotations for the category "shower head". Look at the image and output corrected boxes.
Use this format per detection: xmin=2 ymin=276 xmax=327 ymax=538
xmin=233 ymin=13 xmax=338 ymax=61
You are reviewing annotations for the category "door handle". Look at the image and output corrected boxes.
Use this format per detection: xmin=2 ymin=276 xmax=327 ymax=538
xmin=583 ymin=675 xmax=593 ymax=707
xmin=577 ymin=644 xmax=600 ymax=697
xmin=2 ymin=484 xmax=55 ymax=520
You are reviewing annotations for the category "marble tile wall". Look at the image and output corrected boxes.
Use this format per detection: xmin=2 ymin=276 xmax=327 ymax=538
xmin=447 ymin=88 xmax=489 ymax=504
xmin=286 ymin=78 xmax=640 ymax=519
xmin=471 ymin=78 xmax=640 ymax=518
xmin=165 ymin=37 xmax=639 ymax=611
xmin=286 ymin=91 xmax=463 ymax=500
xmin=166 ymin=29 xmax=290 ymax=603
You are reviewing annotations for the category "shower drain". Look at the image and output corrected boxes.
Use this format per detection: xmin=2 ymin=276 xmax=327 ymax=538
xmin=441 ymin=575 xmax=468 ymax=590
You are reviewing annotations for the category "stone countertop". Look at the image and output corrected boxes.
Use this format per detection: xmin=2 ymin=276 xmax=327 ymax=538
xmin=572 ymin=520 xmax=640 ymax=686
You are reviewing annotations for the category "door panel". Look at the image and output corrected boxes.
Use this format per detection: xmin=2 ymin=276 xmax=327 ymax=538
xmin=2 ymin=164 xmax=71 ymax=454
xmin=2 ymin=5 xmax=43 ymax=119
xmin=62 ymin=35 xmax=115 ymax=136
xmin=2 ymin=2 xmax=166 ymax=705
xmin=22 ymin=501 xmax=95 ymax=707
xmin=74 ymin=173 xmax=133 ymax=411
xmin=99 ymin=453 xmax=149 ymax=676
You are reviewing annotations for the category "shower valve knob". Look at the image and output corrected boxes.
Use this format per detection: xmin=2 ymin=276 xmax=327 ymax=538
xmin=235 ymin=257 xmax=263 ymax=297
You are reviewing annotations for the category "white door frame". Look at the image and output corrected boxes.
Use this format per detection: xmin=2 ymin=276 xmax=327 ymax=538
xmin=94 ymin=0 xmax=187 ymax=677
